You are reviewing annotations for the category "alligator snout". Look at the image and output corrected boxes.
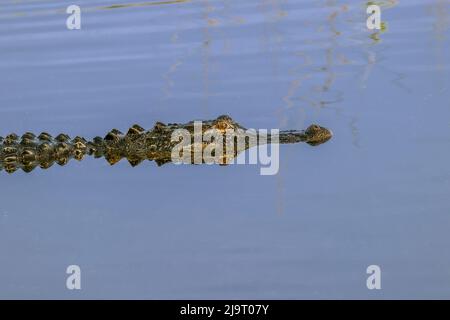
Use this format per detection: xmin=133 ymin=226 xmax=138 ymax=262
xmin=304 ymin=124 xmax=333 ymax=146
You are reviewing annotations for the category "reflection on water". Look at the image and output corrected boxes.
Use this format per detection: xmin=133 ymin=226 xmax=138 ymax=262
xmin=0 ymin=0 xmax=192 ymax=19
xmin=201 ymin=0 xmax=213 ymax=113
xmin=101 ymin=0 xmax=190 ymax=10
xmin=0 ymin=115 xmax=332 ymax=174
xmin=431 ymin=0 xmax=450 ymax=91
xmin=0 ymin=0 xmax=450 ymax=299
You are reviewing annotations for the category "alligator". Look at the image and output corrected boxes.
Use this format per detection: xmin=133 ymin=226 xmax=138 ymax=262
xmin=0 ymin=115 xmax=332 ymax=174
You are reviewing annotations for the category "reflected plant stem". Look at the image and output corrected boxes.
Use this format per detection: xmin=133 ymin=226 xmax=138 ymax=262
xmin=431 ymin=0 xmax=449 ymax=91
xmin=256 ymin=0 xmax=289 ymax=215
xmin=201 ymin=0 xmax=214 ymax=115
xmin=161 ymin=4 xmax=183 ymax=101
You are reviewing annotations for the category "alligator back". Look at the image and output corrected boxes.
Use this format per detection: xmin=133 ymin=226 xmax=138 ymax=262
xmin=0 ymin=115 xmax=332 ymax=174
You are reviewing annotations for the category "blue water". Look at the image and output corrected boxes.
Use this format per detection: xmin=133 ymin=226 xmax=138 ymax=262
xmin=0 ymin=0 xmax=449 ymax=299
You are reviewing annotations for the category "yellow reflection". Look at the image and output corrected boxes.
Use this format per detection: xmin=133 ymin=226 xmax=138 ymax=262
xmin=100 ymin=0 xmax=191 ymax=10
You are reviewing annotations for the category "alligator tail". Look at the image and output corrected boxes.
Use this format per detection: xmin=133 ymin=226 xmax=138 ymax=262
xmin=0 ymin=132 xmax=90 ymax=173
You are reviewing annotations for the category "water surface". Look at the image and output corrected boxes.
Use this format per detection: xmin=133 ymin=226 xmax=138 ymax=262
xmin=0 ymin=0 xmax=449 ymax=299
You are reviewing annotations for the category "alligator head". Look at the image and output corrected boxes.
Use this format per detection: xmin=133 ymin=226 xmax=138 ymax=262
xmin=303 ymin=124 xmax=333 ymax=146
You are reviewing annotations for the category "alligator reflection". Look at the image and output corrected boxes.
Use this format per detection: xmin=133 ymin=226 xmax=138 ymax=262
xmin=0 ymin=115 xmax=332 ymax=174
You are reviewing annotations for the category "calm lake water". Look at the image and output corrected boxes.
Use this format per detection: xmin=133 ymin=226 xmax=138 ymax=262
xmin=0 ymin=0 xmax=449 ymax=299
